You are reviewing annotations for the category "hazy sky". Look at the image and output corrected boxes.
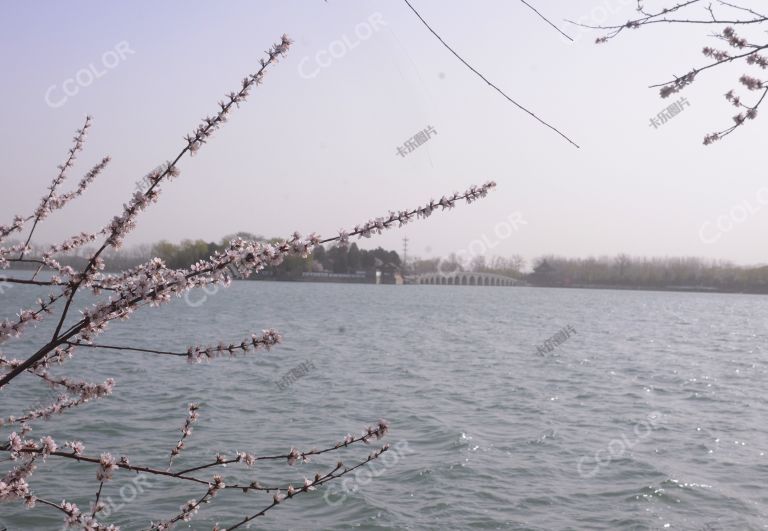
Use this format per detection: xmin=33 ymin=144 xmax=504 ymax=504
xmin=1 ymin=0 xmax=766 ymax=266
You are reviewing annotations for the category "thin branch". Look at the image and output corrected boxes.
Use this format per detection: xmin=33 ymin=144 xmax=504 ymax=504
xmin=402 ymin=0 xmax=580 ymax=148
xmin=519 ymin=0 xmax=573 ymax=41
xmin=66 ymin=342 xmax=187 ymax=357
xmin=19 ymin=116 xmax=92 ymax=259
xmin=225 ymin=445 xmax=390 ymax=530
xmin=0 ymin=277 xmax=63 ymax=287
xmin=46 ymin=36 xmax=292 ymax=352
xmin=168 ymin=403 xmax=199 ymax=471
xmin=175 ymin=421 xmax=389 ymax=476
xmin=91 ymin=481 xmax=104 ymax=518
xmin=0 ymin=182 xmax=494 ymax=388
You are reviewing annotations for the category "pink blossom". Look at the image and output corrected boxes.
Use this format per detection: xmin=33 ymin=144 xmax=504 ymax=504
xmin=40 ymin=435 xmax=57 ymax=457
xmin=97 ymin=452 xmax=118 ymax=481
xmin=65 ymin=440 xmax=85 ymax=455
xmin=287 ymin=448 xmax=300 ymax=465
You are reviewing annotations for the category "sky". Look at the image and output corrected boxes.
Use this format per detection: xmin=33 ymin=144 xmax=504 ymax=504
xmin=0 ymin=0 xmax=766 ymax=267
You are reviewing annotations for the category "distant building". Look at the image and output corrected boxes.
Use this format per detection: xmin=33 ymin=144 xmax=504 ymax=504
xmin=375 ymin=258 xmax=403 ymax=284
xmin=528 ymin=259 xmax=560 ymax=286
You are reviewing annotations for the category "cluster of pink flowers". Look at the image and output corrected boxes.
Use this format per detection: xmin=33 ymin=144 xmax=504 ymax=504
xmin=178 ymin=498 xmax=200 ymax=522
xmin=6 ymin=432 xmax=59 ymax=462
xmin=168 ymin=403 xmax=200 ymax=468
xmin=105 ymin=189 xmax=161 ymax=249
xmin=0 ymin=242 xmax=28 ymax=270
xmin=338 ymin=182 xmax=496 ymax=245
xmin=32 ymin=116 xmax=92 ymax=223
xmin=287 ymin=447 xmax=302 ymax=466
xmin=590 ymin=3 xmax=768 ymax=146
xmin=0 ymin=459 xmax=36 ymax=504
xmin=45 ymin=231 xmax=98 ymax=257
xmin=739 ymin=74 xmax=765 ymax=91
xmin=702 ymin=46 xmax=731 ymax=62
xmin=40 ymin=435 xmax=57 ymax=457
xmin=659 ymin=72 xmax=697 ymax=99
xmin=722 ymin=26 xmax=748 ymax=49
xmin=187 ymin=329 xmax=282 ymax=363
xmin=365 ymin=419 xmax=390 ymax=442
xmin=0 ymin=304 xmax=48 ymax=345
xmin=96 ymin=452 xmax=118 ymax=481
xmin=42 ymin=156 xmax=111 ymax=220
xmin=64 ymin=440 xmax=85 ymax=455
xmin=185 ymin=34 xmax=292 ymax=155
xmin=2 ymin=377 xmax=114 ymax=425
xmin=746 ymin=52 xmax=768 ymax=69
xmin=0 ymin=216 xmax=25 ymax=244
xmin=236 ymin=451 xmax=256 ymax=466
xmin=44 ymin=497 xmax=120 ymax=530
xmin=152 ymin=473 xmax=226 ymax=529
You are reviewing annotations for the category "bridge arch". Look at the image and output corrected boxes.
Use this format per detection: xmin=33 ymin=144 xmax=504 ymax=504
xmin=414 ymin=272 xmax=516 ymax=287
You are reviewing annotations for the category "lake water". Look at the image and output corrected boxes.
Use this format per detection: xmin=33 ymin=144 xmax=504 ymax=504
xmin=1 ymin=280 xmax=767 ymax=530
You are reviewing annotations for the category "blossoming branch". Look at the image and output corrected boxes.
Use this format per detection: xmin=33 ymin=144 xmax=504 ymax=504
xmin=0 ymin=33 xmax=496 ymax=529
xmin=572 ymin=0 xmax=768 ymax=144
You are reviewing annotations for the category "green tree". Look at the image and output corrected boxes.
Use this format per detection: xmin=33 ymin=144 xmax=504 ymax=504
xmin=347 ymin=243 xmax=361 ymax=272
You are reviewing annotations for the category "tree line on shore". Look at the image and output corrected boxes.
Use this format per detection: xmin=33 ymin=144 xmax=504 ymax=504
xmin=137 ymin=233 xmax=402 ymax=279
xmin=416 ymin=253 xmax=768 ymax=292
xmin=525 ymin=254 xmax=768 ymax=292
xmin=9 ymin=236 xmax=768 ymax=292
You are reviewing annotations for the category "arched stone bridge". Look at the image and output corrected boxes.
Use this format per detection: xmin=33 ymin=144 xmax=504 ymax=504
xmin=411 ymin=272 xmax=519 ymax=286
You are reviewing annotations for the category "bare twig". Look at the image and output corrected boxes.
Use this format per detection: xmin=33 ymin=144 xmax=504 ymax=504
xmin=519 ymin=0 xmax=573 ymax=41
xmin=402 ymin=0 xmax=580 ymax=148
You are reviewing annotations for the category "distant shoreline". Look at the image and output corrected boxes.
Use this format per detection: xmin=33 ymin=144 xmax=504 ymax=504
xmin=235 ymin=276 xmax=768 ymax=296
xmin=7 ymin=264 xmax=768 ymax=296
